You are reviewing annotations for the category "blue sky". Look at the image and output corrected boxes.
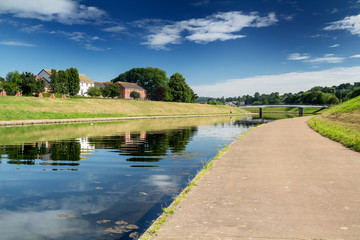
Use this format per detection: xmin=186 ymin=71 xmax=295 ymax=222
xmin=1 ymin=0 xmax=360 ymax=97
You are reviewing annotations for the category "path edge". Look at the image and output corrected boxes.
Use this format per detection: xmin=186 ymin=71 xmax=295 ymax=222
xmin=139 ymin=124 xmax=263 ymax=240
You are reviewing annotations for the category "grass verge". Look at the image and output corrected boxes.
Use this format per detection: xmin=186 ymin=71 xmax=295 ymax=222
xmin=308 ymin=96 xmax=360 ymax=152
xmin=140 ymin=125 xmax=262 ymax=240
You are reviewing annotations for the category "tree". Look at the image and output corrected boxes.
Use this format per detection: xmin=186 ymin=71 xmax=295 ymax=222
xmin=0 ymin=76 xmax=4 ymax=82
xmin=19 ymin=72 xmax=37 ymax=96
xmin=168 ymin=73 xmax=193 ymax=103
xmin=67 ymin=67 xmax=80 ymax=96
xmin=87 ymin=86 xmax=102 ymax=97
xmin=1 ymin=82 xmax=20 ymax=95
xmin=112 ymin=67 xmax=168 ymax=100
xmin=50 ymin=69 xmax=60 ymax=93
xmin=130 ymin=91 xmax=140 ymax=100
xmin=153 ymin=85 xmax=172 ymax=101
xmin=6 ymin=71 xmax=21 ymax=86
xmin=57 ymin=70 xmax=69 ymax=94
xmin=101 ymin=84 xmax=122 ymax=98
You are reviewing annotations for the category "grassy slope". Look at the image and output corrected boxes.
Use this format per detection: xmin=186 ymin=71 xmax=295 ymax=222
xmin=0 ymin=96 xmax=242 ymax=121
xmin=308 ymin=96 xmax=360 ymax=151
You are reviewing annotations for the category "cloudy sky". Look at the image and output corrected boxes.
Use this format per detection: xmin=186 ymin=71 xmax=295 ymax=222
xmin=1 ymin=0 xmax=360 ymax=97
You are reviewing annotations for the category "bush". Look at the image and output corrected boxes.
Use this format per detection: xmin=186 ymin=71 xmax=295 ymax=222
xmin=130 ymin=91 xmax=140 ymax=100
xmin=87 ymin=86 xmax=102 ymax=97
xmin=102 ymin=84 xmax=122 ymax=98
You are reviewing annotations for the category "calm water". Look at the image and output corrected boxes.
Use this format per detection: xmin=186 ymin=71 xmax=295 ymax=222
xmin=0 ymin=117 xmax=262 ymax=240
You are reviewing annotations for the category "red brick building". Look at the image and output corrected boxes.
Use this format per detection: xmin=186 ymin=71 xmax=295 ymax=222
xmin=116 ymin=82 xmax=147 ymax=100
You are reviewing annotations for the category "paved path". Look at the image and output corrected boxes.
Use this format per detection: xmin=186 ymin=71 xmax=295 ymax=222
xmin=147 ymin=117 xmax=360 ymax=240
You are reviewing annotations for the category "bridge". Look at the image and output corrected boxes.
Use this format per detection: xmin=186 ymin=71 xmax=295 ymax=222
xmin=239 ymin=105 xmax=329 ymax=118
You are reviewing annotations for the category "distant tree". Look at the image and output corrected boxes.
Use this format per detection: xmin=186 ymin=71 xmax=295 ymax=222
xmin=0 ymin=76 xmax=4 ymax=82
xmin=67 ymin=67 xmax=80 ymax=96
xmin=344 ymin=87 xmax=360 ymax=101
xmin=112 ymin=67 xmax=168 ymax=100
xmin=102 ymin=84 xmax=122 ymax=98
xmin=190 ymin=88 xmax=198 ymax=103
xmin=1 ymin=82 xmax=20 ymax=95
xmin=207 ymin=100 xmax=223 ymax=105
xmin=57 ymin=70 xmax=69 ymax=94
xmin=87 ymin=86 xmax=102 ymax=97
xmin=6 ymin=71 xmax=22 ymax=86
xmin=153 ymin=85 xmax=172 ymax=101
xmin=19 ymin=72 xmax=38 ymax=96
xmin=35 ymin=77 xmax=45 ymax=94
xmin=168 ymin=73 xmax=193 ymax=103
xmin=50 ymin=69 xmax=60 ymax=93
xmin=130 ymin=91 xmax=140 ymax=100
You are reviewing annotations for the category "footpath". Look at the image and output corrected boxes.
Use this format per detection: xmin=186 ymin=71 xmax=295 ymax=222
xmin=146 ymin=117 xmax=360 ymax=240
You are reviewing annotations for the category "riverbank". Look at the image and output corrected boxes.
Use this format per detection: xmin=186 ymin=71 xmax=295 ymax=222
xmin=308 ymin=95 xmax=360 ymax=151
xmin=142 ymin=117 xmax=360 ymax=239
xmin=0 ymin=96 xmax=242 ymax=121
xmin=0 ymin=114 xmax=243 ymax=127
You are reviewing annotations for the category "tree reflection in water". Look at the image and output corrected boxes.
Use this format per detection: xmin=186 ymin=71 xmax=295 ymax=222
xmin=1 ymin=126 xmax=198 ymax=168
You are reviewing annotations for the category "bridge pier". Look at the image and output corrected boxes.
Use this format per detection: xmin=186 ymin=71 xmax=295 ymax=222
xmin=259 ymin=107 xmax=263 ymax=118
xmin=299 ymin=107 xmax=303 ymax=117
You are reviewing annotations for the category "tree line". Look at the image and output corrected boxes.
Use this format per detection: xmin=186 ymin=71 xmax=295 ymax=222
xmin=49 ymin=68 xmax=80 ymax=96
xmin=201 ymin=82 xmax=360 ymax=105
xmin=110 ymin=67 xmax=197 ymax=103
xmin=0 ymin=71 xmax=45 ymax=96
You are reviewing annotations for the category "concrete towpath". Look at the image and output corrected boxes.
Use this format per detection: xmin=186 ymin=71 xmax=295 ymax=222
xmin=147 ymin=117 xmax=360 ymax=240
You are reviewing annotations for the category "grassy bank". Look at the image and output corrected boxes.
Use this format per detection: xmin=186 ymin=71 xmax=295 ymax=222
xmin=0 ymin=96 xmax=242 ymax=121
xmin=308 ymin=96 xmax=360 ymax=151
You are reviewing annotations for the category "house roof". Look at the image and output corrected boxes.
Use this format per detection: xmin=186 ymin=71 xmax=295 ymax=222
xmin=116 ymin=81 xmax=145 ymax=91
xmin=79 ymin=74 xmax=94 ymax=83
xmin=94 ymin=82 xmax=105 ymax=88
xmin=43 ymin=69 xmax=52 ymax=75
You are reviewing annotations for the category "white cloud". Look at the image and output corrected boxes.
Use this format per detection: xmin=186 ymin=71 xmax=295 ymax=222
xmin=325 ymin=13 xmax=360 ymax=35
xmin=0 ymin=0 xmax=106 ymax=24
xmin=190 ymin=0 xmax=210 ymax=7
xmin=350 ymin=54 xmax=360 ymax=58
xmin=0 ymin=40 xmax=35 ymax=47
xmin=49 ymin=31 xmax=104 ymax=51
xmin=84 ymin=43 xmax=105 ymax=51
xmin=191 ymin=66 xmax=360 ymax=97
xmin=19 ymin=24 xmax=43 ymax=33
xmin=287 ymin=53 xmax=310 ymax=60
xmin=330 ymin=44 xmax=340 ymax=48
xmin=142 ymin=11 xmax=278 ymax=49
xmin=306 ymin=54 xmax=345 ymax=64
xmin=102 ymin=25 xmax=126 ymax=33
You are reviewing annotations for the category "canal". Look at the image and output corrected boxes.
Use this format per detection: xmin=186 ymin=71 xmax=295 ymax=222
xmin=0 ymin=116 xmax=266 ymax=240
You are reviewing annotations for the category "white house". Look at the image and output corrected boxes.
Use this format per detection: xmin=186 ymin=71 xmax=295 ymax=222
xmin=37 ymin=69 xmax=94 ymax=96
xmin=78 ymin=74 xmax=94 ymax=96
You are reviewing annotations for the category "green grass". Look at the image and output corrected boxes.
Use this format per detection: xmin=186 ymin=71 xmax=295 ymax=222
xmin=308 ymin=96 xmax=360 ymax=151
xmin=0 ymin=96 xmax=243 ymax=121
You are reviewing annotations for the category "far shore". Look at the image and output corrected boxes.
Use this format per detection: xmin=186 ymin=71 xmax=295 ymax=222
xmin=0 ymin=113 xmax=244 ymax=127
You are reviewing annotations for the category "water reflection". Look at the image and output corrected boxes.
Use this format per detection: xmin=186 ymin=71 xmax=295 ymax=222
xmin=2 ymin=126 xmax=198 ymax=170
xmin=0 ymin=117 xmax=261 ymax=240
